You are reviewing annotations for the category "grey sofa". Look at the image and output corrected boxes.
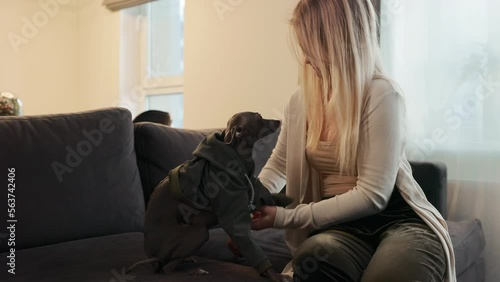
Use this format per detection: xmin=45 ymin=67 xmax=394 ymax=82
xmin=0 ymin=108 xmax=485 ymax=281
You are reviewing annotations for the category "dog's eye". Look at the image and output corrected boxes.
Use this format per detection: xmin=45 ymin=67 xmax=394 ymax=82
xmin=236 ymin=127 xmax=243 ymax=133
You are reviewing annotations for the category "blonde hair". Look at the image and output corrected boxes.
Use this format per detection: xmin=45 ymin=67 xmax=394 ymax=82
xmin=290 ymin=0 xmax=388 ymax=175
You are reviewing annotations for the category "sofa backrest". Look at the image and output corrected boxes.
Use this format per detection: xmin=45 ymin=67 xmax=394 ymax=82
xmin=134 ymin=123 xmax=448 ymax=218
xmin=0 ymin=108 xmax=145 ymax=252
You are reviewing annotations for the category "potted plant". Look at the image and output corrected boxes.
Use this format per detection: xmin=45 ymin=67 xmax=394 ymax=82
xmin=0 ymin=92 xmax=23 ymax=116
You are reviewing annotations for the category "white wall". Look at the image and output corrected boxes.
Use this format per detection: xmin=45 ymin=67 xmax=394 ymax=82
xmin=0 ymin=0 xmax=79 ymax=115
xmin=119 ymin=5 xmax=146 ymax=119
xmin=0 ymin=0 xmax=120 ymax=116
xmin=1 ymin=0 xmax=299 ymax=123
xmin=76 ymin=0 xmax=121 ymax=112
xmin=183 ymin=0 xmax=300 ymax=129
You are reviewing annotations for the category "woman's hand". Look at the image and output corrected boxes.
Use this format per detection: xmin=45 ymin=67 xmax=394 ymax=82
xmin=250 ymin=205 xmax=277 ymax=230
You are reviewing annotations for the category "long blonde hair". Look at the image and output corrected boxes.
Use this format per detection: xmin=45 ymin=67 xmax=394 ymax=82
xmin=290 ymin=0 xmax=386 ymax=175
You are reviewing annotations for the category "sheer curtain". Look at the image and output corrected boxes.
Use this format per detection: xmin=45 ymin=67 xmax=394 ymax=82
xmin=379 ymin=1 xmax=499 ymax=281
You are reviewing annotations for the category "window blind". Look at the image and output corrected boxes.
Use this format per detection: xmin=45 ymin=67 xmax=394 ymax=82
xmin=102 ymin=0 xmax=157 ymax=11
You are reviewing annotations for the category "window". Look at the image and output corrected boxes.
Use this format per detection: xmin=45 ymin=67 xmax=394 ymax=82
xmin=119 ymin=0 xmax=184 ymax=126
xmin=146 ymin=93 xmax=184 ymax=128
xmin=147 ymin=0 xmax=184 ymax=77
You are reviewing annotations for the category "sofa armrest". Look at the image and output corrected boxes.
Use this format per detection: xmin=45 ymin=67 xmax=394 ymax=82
xmin=408 ymin=161 xmax=448 ymax=219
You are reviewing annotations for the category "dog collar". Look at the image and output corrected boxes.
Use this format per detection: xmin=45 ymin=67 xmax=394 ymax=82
xmin=244 ymin=174 xmax=256 ymax=212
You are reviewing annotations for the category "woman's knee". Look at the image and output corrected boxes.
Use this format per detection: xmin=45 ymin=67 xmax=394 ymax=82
xmin=293 ymin=231 xmax=372 ymax=282
xmin=361 ymin=223 xmax=446 ymax=282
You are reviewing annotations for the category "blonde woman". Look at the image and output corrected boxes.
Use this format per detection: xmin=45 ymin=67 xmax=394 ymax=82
xmin=252 ymin=0 xmax=456 ymax=281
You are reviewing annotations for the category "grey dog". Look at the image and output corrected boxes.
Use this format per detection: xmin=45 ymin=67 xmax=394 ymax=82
xmin=127 ymin=112 xmax=293 ymax=282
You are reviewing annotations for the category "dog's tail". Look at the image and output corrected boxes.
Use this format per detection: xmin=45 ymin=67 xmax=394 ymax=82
xmin=126 ymin=258 xmax=161 ymax=274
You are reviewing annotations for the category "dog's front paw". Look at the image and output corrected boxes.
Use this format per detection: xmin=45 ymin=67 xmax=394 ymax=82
xmin=270 ymin=193 xmax=294 ymax=207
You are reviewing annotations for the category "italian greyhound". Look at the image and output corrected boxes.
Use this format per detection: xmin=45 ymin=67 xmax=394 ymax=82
xmin=127 ymin=112 xmax=293 ymax=282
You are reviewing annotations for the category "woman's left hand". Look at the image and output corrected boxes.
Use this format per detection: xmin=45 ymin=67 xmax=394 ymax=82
xmin=250 ymin=205 xmax=277 ymax=230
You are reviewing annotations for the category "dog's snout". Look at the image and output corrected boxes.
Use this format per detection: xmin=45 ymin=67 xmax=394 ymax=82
xmin=273 ymin=120 xmax=281 ymax=129
xmin=255 ymin=119 xmax=281 ymax=140
xmin=266 ymin=119 xmax=281 ymax=132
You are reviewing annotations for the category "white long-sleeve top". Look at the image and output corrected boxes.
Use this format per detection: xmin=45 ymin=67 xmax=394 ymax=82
xmin=258 ymin=79 xmax=456 ymax=281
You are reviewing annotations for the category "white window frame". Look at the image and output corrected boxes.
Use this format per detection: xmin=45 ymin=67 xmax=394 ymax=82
xmin=139 ymin=1 xmax=184 ymax=110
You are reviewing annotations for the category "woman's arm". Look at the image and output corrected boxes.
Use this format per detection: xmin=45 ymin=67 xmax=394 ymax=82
xmin=258 ymin=101 xmax=289 ymax=194
xmin=274 ymin=90 xmax=406 ymax=229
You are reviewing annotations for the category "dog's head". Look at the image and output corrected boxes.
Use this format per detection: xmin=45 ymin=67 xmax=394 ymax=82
xmin=223 ymin=112 xmax=281 ymax=148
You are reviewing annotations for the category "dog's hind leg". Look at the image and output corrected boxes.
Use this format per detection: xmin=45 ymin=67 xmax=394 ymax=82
xmin=158 ymin=224 xmax=210 ymax=274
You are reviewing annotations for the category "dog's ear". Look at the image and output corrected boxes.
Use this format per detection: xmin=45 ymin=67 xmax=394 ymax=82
xmin=223 ymin=128 xmax=235 ymax=144
xmin=222 ymin=128 xmax=234 ymax=144
xmin=224 ymin=126 xmax=243 ymax=145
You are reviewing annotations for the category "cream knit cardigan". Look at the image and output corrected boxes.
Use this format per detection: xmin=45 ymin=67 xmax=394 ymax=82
xmin=258 ymin=79 xmax=456 ymax=281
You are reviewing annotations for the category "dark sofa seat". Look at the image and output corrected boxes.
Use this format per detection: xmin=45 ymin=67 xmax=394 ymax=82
xmin=0 ymin=108 xmax=485 ymax=282
xmin=1 ymin=232 xmax=271 ymax=282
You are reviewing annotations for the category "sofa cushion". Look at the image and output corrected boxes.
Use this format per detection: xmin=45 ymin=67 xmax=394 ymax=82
xmin=0 ymin=233 xmax=269 ymax=282
xmin=447 ymin=219 xmax=485 ymax=276
xmin=457 ymin=257 xmax=485 ymax=282
xmin=0 ymin=108 xmax=144 ymax=252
